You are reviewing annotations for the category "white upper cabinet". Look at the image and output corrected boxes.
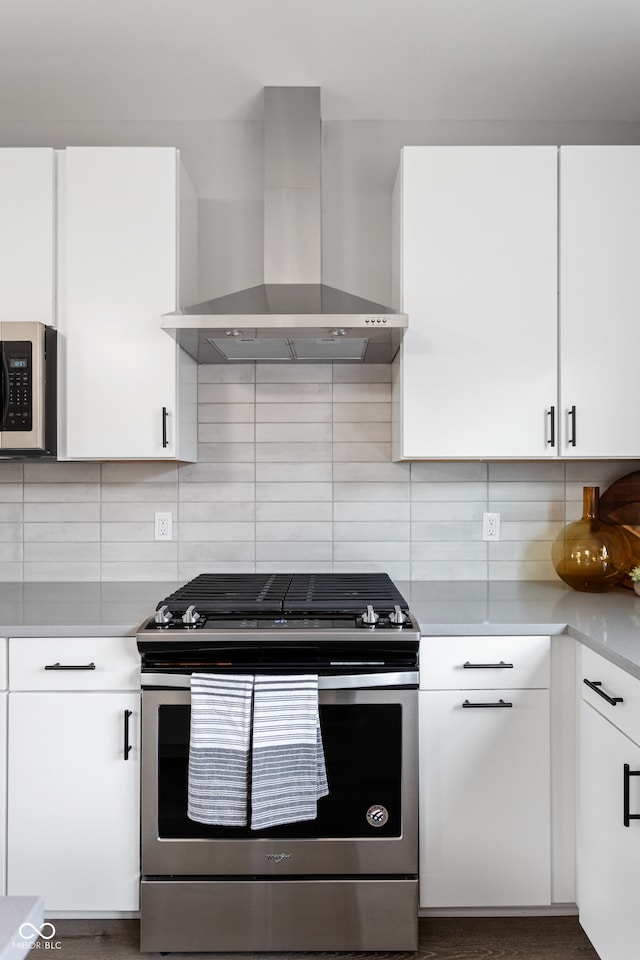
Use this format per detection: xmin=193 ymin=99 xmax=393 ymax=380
xmin=0 ymin=149 xmax=56 ymax=326
xmin=393 ymin=146 xmax=558 ymax=460
xmin=559 ymin=147 xmax=640 ymax=458
xmin=57 ymin=147 xmax=197 ymax=460
xmin=393 ymin=145 xmax=640 ymax=460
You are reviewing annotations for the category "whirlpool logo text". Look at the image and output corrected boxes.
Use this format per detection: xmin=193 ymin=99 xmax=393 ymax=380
xmin=14 ymin=921 xmax=62 ymax=951
xmin=266 ymin=853 xmax=292 ymax=863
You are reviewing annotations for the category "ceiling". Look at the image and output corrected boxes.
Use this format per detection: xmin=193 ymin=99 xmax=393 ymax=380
xmin=1 ymin=0 xmax=640 ymax=126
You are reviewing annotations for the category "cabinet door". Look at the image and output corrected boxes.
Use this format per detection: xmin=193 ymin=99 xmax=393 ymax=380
xmin=560 ymin=147 xmax=640 ymax=458
xmin=0 ymin=149 xmax=56 ymax=325
xmin=419 ymin=688 xmax=551 ymax=907
xmin=60 ymin=147 xmax=195 ymax=460
xmin=7 ymin=691 xmax=140 ymax=911
xmin=395 ymin=146 xmax=558 ymax=459
xmin=578 ymin=700 xmax=640 ymax=960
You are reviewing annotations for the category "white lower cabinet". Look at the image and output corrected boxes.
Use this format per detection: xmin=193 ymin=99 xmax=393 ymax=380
xmin=419 ymin=636 xmax=552 ymax=908
xmin=577 ymin=646 xmax=640 ymax=960
xmin=6 ymin=637 xmax=140 ymax=913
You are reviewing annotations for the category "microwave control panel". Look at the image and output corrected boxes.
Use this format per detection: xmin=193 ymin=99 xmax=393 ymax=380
xmin=3 ymin=341 xmax=32 ymax=431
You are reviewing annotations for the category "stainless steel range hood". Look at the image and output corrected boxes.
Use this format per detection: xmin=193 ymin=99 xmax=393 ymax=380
xmin=162 ymin=87 xmax=407 ymax=363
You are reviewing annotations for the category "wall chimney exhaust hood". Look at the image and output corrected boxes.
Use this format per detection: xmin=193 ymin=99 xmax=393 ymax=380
xmin=161 ymin=87 xmax=407 ymax=363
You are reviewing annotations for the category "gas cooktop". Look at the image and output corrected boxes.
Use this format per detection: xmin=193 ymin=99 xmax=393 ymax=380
xmin=139 ymin=572 xmax=417 ymax=635
xmin=137 ymin=572 xmax=419 ymax=678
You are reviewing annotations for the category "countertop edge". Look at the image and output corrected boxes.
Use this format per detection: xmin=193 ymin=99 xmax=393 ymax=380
xmin=565 ymin=625 xmax=640 ymax=680
xmin=0 ymin=625 xmax=142 ymax=639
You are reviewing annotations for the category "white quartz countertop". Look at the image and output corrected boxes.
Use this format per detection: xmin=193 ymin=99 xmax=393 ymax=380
xmin=397 ymin=580 xmax=640 ymax=680
xmin=0 ymin=581 xmax=179 ymax=637
xmin=1 ymin=579 xmax=640 ymax=680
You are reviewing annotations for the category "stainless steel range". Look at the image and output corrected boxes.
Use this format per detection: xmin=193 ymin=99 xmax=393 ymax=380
xmin=136 ymin=572 xmax=420 ymax=953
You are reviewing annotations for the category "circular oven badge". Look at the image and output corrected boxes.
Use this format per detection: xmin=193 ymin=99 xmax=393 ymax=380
xmin=366 ymin=804 xmax=389 ymax=828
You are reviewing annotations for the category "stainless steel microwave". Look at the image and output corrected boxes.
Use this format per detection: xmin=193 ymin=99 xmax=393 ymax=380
xmin=0 ymin=321 xmax=56 ymax=457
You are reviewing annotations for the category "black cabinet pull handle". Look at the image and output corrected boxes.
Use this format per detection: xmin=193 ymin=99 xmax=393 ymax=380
xmin=624 ymin=764 xmax=640 ymax=827
xmin=162 ymin=406 xmax=169 ymax=448
xmin=463 ymin=699 xmax=513 ymax=709
xmin=463 ymin=660 xmax=514 ymax=669
xmin=547 ymin=406 xmax=556 ymax=447
xmin=124 ymin=709 xmax=132 ymax=761
xmin=44 ymin=662 xmax=96 ymax=671
xmin=583 ymin=678 xmax=623 ymax=706
xmin=568 ymin=405 xmax=577 ymax=447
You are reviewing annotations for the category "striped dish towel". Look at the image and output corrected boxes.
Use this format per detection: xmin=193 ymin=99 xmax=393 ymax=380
xmin=187 ymin=673 xmax=253 ymax=826
xmin=250 ymin=674 xmax=329 ymax=831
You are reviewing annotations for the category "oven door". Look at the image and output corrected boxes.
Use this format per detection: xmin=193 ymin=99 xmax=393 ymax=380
xmin=141 ymin=681 xmax=418 ymax=877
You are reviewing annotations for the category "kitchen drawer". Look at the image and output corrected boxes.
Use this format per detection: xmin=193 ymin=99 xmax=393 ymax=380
xmin=580 ymin=645 xmax=640 ymax=747
xmin=9 ymin=636 xmax=140 ymax=691
xmin=420 ymin=635 xmax=550 ymax=690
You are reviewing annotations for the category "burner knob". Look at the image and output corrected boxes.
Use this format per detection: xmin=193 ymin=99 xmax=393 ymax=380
xmin=361 ymin=604 xmax=380 ymax=626
xmin=389 ymin=605 xmax=407 ymax=625
xmin=154 ymin=605 xmax=172 ymax=625
xmin=182 ymin=605 xmax=200 ymax=625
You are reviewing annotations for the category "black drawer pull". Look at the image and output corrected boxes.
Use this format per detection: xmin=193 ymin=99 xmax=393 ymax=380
xmin=463 ymin=699 xmax=513 ymax=709
xmin=124 ymin=709 xmax=132 ymax=761
xmin=44 ymin=662 xmax=96 ymax=671
xmin=463 ymin=660 xmax=514 ymax=669
xmin=624 ymin=764 xmax=640 ymax=827
xmin=583 ymin=678 xmax=623 ymax=706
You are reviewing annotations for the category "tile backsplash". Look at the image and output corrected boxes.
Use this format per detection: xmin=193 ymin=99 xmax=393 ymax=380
xmin=0 ymin=363 xmax=637 ymax=582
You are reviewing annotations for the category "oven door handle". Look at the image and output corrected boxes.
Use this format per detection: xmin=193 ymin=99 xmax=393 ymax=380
xmin=319 ymin=671 xmax=418 ymax=689
xmin=141 ymin=670 xmax=418 ymax=690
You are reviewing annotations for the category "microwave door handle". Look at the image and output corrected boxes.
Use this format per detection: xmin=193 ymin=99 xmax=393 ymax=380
xmin=0 ymin=344 xmax=7 ymax=431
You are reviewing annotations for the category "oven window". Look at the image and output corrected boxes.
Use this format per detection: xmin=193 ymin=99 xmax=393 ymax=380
xmin=156 ymin=703 xmax=403 ymax=838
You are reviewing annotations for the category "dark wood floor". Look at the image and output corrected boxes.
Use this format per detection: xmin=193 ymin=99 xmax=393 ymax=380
xmin=50 ymin=916 xmax=600 ymax=959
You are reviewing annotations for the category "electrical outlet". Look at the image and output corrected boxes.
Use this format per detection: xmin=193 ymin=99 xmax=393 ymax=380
xmin=154 ymin=511 xmax=173 ymax=541
xmin=482 ymin=512 xmax=500 ymax=541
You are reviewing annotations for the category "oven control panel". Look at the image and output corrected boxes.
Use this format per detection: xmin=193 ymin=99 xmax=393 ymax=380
xmin=142 ymin=611 xmax=418 ymax=633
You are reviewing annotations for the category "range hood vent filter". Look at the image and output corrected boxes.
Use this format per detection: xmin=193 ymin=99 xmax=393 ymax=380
xmin=207 ymin=334 xmax=370 ymax=362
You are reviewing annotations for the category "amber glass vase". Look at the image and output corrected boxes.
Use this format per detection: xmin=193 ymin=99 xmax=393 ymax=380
xmin=552 ymin=486 xmax=631 ymax=592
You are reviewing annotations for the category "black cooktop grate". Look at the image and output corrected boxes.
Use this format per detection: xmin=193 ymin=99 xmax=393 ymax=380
xmin=283 ymin=573 xmax=408 ymax=612
xmin=157 ymin=574 xmax=292 ymax=613
xmin=156 ymin=572 xmax=408 ymax=615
